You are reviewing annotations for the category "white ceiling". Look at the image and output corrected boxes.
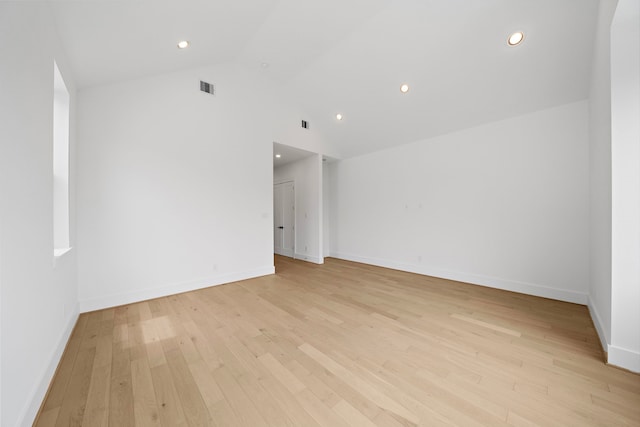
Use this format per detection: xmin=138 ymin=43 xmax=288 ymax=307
xmin=273 ymin=142 xmax=316 ymax=168
xmin=50 ymin=0 xmax=600 ymax=158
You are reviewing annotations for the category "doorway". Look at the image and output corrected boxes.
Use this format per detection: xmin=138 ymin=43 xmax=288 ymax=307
xmin=274 ymin=181 xmax=295 ymax=257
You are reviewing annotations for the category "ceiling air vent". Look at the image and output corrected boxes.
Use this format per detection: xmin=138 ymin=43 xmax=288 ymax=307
xmin=301 ymin=120 xmax=309 ymax=129
xmin=200 ymin=80 xmax=214 ymax=95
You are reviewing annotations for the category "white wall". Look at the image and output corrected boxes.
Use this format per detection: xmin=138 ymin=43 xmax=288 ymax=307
xmin=610 ymin=0 xmax=640 ymax=371
xmin=323 ymin=161 xmax=331 ymax=257
xmin=53 ymin=62 xmax=71 ymax=252
xmin=0 ymin=3 xmax=79 ymax=426
xmin=77 ymin=63 xmax=329 ymax=311
xmin=274 ymin=154 xmax=324 ymax=264
xmin=587 ymin=0 xmax=617 ymax=353
xmin=330 ymin=101 xmax=590 ymax=303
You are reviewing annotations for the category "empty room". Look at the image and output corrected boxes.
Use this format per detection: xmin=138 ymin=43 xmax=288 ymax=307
xmin=1 ymin=0 xmax=639 ymax=426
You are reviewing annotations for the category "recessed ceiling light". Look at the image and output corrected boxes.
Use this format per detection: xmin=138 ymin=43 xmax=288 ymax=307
xmin=507 ymin=32 xmax=524 ymax=46
xmin=336 ymin=113 xmax=343 ymax=121
xmin=261 ymin=62 xmax=269 ymax=69
xmin=400 ymin=84 xmax=409 ymax=93
xmin=275 ymin=154 xmax=281 ymax=158
xmin=177 ymin=40 xmax=190 ymax=49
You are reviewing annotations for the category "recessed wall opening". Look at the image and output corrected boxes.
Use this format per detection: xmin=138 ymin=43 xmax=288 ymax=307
xmin=273 ymin=142 xmax=324 ymax=267
xmin=53 ymin=61 xmax=70 ymax=256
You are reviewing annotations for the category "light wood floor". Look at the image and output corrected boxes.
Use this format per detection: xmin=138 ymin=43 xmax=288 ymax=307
xmin=36 ymin=256 xmax=640 ymax=426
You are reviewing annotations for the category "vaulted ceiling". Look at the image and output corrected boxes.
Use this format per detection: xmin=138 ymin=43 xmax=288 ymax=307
xmin=51 ymin=0 xmax=600 ymax=158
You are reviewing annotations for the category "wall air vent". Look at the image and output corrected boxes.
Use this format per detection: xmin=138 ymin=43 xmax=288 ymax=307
xmin=200 ymin=80 xmax=214 ymax=95
xmin=301 ymin=120 xmax=309 ymax=129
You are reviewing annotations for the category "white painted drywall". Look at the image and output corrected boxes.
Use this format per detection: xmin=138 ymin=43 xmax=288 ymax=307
xmin=323 ymin=161 xmax=331 ymax=257
xmin=77 ymin=63 xmax=331 ymax=311
xmin=53 ymin=62 xmax=71 ymax=252
xmin=329 ymin=101 xmax=590 ymax=303
xmin=0 ymin=204 xmax=2 ymax=426
xmin=0 ymin=3 xmax=79 ymax=426
xmin=587 ymin=0 xmax=617 ymax=352
xmin=274 ymin=154 xmax=324 ymax=264
xmin=610 ymin=0 xmax=640 ymax=372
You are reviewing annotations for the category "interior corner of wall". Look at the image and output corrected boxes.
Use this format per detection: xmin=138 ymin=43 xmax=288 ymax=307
xmin=587 ymin=295 xmax=610 ymax=354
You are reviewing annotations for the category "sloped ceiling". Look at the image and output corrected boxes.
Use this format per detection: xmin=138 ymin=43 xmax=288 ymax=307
xmin=51 ymin=0 xmax=599 ymax=158
xmin=273 ymin=142 xmax=316 ymax=168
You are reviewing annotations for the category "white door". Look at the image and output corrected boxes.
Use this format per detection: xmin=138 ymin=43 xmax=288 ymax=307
xmin=274 ymin=181 xmax=295 ymax=257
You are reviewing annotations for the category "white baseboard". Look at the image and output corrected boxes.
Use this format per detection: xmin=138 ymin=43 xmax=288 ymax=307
xmin=275 ymin=248 xmax=294 ymax=257
xmin=79 ymin=266 xmax=275 ymax=313
xmin=587 ymin=297 xmax=640 ymax=373
xmin=20 ymin=302 xmax=80 ymax=427
xmin=608 ymin=345 xmax=640 ymax=373
xmin=294 ymin=253 xmax=324 ymax=264
xmin=330 ymin=252 xmax=588 ymax=305
xmin=587 ymin=296 xmax=610 ymax=355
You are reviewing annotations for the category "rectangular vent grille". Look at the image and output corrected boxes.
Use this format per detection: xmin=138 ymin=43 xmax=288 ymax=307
xmin=200 ymin=80 xmax=214 ymax=95
xmin=301 ymin=120 xmax=309 ymax=129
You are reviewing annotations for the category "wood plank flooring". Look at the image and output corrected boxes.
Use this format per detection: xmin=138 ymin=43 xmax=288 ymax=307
xmin=35 ymin=256 xmax=640 ymax=426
